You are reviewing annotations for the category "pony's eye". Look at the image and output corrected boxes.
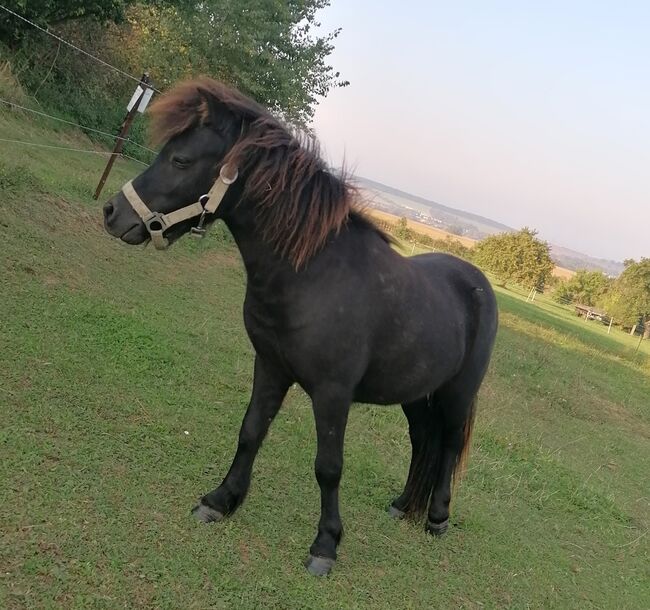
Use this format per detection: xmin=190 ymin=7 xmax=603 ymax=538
xmin=172 ymin=155 xmax=192 ymax=169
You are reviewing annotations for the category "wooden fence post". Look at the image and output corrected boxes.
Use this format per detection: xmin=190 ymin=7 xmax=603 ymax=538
xmin=93 ymin=73 xmax=151 ymax=200
xmin=634 ymin=333 xmax=644 ymax=354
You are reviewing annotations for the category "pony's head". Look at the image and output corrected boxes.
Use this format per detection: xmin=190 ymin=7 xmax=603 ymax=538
xmin=104 ymin=78 xmax=369 ymax=267
xmin=103 ymin=79 xmax=266 ymax=248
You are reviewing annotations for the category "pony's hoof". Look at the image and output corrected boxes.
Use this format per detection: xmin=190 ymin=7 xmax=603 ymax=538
xmin=426 ymin=519 xmax=449 ymax=536
xmin=192 ymin=503 xmax=224 ymax=524
xmin=304 ymin=555 xmax=335 ymax=577
xmin=388 ymin=504 xmax=405 ymax=520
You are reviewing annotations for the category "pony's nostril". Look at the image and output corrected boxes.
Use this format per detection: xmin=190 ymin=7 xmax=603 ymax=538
xmin=103 ymin=201 xmax=114 ymax=220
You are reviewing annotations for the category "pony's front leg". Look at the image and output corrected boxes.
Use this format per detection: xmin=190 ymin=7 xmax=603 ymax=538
xmin=192 ymin=355 xmax=291 ymax=523
xmin=304 ymin=384 xmax=351 ymax=576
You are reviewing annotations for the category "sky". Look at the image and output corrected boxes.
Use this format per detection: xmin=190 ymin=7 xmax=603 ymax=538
xmin=312 ymin=1 xmax=650 ymax=261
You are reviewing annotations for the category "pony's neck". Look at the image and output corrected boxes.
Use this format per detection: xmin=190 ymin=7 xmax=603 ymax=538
xmin=221 ymin=196 xmax=296 ymax=287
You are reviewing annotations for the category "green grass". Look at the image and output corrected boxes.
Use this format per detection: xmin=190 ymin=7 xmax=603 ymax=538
xmin=492 ymin=282 xmax=650 ymax=359
xmin=1 ymin=108 xmax=649 ymax=609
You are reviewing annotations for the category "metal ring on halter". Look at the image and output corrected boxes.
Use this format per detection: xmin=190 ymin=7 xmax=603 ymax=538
xmin=220 ymin=164 xmax=238 ymax=185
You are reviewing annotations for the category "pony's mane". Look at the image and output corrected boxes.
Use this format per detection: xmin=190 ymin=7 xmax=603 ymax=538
xmin=149 ymin=78 xmax=392 ymax=268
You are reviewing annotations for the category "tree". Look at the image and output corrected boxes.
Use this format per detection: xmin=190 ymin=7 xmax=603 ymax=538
xmin=602 ymin=258 xmax=650 ymax=337
xmin=552 ymin=270 xmax=611 ymax=306
xmin=119 ymin=1 xmax=347 ymax=125
xmin=473 ymin=227 xmax=554 ymax=289
xmin=5 ymin=1 xmax=346 ymax=128
xmin=431 ymin=237 xmax=472 ymax=260
xmin=4 ymin=0 xmax=346 ymax=159
xmin=394 ymin=217 xmax=413 ymax=240
xmin=0 ymin=1 xmax=136 ymax=45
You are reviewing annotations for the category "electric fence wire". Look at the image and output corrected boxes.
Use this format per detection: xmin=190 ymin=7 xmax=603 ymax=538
xmin=0 ymin=98 xmax=157 ymax=156
xmin=0 ymin=137 xmax=149 ymax=166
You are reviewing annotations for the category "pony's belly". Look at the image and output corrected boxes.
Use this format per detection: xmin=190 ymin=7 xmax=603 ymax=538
xmin=353 ymin=356 xmax=452 ymax=405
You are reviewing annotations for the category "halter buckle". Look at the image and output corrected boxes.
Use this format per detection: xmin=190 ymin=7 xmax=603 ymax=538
xmin=143 ymin=212 xmax=166 ymax=232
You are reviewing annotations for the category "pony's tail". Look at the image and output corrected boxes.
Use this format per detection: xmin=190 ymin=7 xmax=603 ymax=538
xmin=453 ymin=397 xmax=477 ymax=489
xmin=399 ymin=394 xmax=478 ymax=519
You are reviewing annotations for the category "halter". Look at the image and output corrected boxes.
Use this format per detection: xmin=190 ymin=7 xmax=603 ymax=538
xmin=120 ymin=163 xmax=238 ymax=249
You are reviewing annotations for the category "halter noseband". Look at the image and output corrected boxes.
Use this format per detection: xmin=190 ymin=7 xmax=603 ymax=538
xmin=120 ymin=163 xmax=238 ymax=249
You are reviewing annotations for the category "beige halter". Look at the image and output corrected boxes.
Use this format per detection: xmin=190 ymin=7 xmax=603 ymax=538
xmin=120 ymin=164 xmax=238 ymax=249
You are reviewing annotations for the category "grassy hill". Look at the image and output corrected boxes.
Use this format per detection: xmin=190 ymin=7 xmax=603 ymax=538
xmin=356 ymin=176 xmax=513 ymax=237
xmin=1 ymin=107 xmax=649 ymax=609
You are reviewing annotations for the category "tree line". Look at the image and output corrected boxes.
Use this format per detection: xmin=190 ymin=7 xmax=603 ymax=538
xmin=0 ymin=0 xmax=346 ymax=158
xmin=386 ymin=217 xmax=650 ymax=338
xmin=549 ymin=260 xmax=650 ymax=337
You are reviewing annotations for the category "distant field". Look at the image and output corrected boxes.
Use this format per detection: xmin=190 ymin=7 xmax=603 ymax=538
xmin=368 ymin=208 xmax=576 ymax=279
xmin=367 ymin=208 xmax=478 ymax=248
xmin=551 ymin=265 xmax=575 ymax=280
xmin=1 ymin=109 xmax=648 ymax=609
xmin=358 ymin=178 xmax=511 ymax=238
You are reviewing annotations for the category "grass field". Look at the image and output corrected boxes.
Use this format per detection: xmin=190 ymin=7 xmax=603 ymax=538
xmin=1 ymin=107 xmax=649 ymax=609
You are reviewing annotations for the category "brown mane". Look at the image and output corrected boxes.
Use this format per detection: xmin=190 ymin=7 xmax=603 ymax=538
xmin=149 ymin=78 xmax=391 ymax=268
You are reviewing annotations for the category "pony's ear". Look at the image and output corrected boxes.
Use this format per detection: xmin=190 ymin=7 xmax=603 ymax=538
xmin=196 ymin=87 xmax=236 ymax=134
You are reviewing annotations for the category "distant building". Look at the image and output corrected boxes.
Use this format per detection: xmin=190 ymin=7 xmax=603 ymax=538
xmin=574 ymin=304 xmax=609 ymax=322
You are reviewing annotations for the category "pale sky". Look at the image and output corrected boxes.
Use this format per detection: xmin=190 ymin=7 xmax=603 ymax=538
xmin=312 ymin=1 xmax=650 ymax=261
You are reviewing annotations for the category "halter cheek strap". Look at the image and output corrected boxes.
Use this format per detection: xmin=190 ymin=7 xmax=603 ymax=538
xmin=120 ymin=164 xmax=238 ymax=250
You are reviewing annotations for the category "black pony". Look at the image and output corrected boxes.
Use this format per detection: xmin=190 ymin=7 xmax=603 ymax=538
xmin=103 ymin=79 xmax=498 ymax=576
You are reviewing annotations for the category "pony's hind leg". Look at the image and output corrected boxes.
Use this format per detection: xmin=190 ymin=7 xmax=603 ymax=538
xmin=389 ymin=398 xmax=431 ymax=519
xmin=426 ymin=383 xmax=477 ymax=536
xmin=386 ymin=385 xmax=478 ymax=532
